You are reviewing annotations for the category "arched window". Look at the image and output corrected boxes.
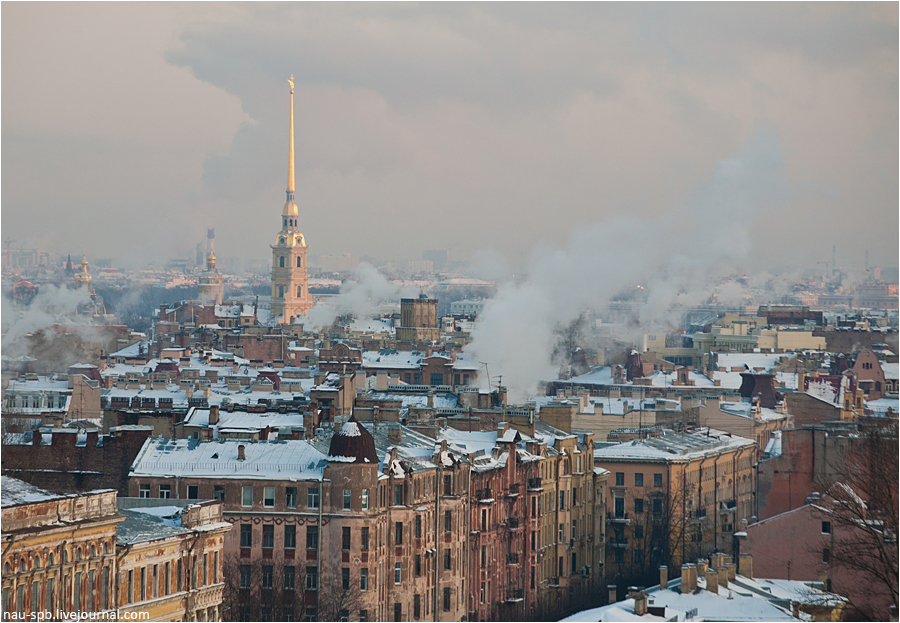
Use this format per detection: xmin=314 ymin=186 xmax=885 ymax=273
xmin=76 ymin=548 xmax=82 ymax=561
xmin=296 ymin=256 xmax=302 ymax=268
xmin=279 ymin=256 xmax=285 ymax=268
xmin=3 ymin=562 xmax=9 ymax=575
xmin=297 ymin=286 xmax=302 ymax=297
xmin=875 ymin=381 xmax=881 ymax=392
xmin=90 ymin=545 xmax=97 ymax=558
xmin=33 ymin=556 xmax=41 ymax=569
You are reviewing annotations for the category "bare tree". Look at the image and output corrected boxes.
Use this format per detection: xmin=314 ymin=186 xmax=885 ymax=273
xmin=317 ymin=567 xmax=365 ymax=622
xmin=816 ymin=421 xmax=898 ymax=620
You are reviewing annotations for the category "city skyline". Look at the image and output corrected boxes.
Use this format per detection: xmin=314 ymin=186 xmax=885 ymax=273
xmin=2 ymin=3 xmax=897 ymax=274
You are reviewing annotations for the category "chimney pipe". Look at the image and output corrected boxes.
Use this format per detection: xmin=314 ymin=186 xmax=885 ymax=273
xmin=209 ymin=405 xmax=220 ymax=426
xmin=738 ymin=554 xmax=753 ymax=579
xmin=238 ymin=444 xmax=246 ymax=461
xmin=680 ymin=565 xmax=692 ymax=594
xmin=608 ymin=585 xmax=617 ymax=604
xmin=706 ymin=570 xmax=719 ymax=594
xmin=659 ymin=566 xmax=668 ymax=590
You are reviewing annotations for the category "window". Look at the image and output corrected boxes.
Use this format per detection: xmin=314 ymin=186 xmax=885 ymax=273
xmin=635 ymin=498 xmax=644 ymax=513
xmin=444 ymin=510 xmax=451 ymax=532
xmin=305 ymin=608 xmax=317 ymax=621
xmin=342 ymin=489 xmax=352 ymax=510
xmin=430 ymin=373 xmax=443 ymax=386
xmin=240 ymin=565 xmax=251 ymax=589
xmin=394 ymin=484 xmax=403 ymax=506
xmin=188 ymin=485 xmax=199 ymax=499
xmin=654 ymin=473 xmax=663 ymax=487
xmin=285 ymin=525 xmax=296 ymax=549
xmin=307 ymin=526 xmax=319 ymax=550
xmin=342 ymin=527 xmax=351 ymax=551
xmin=822 ymin=521 xmax=832 ymax=534
xmin=214 ymin=485 xmax=225 ymax=502
xmin=242 ymin=486 xmax=253 ymax=507
xmin=164 ymin=562 xmax=170 ymax=596
xmin=262 ymin=566 xmax=273 ymax=589
xmin=361 ymin=527 xmax=369 ymax=551
xmin=444 ymin=475 xmax=452 ymax=496
xmin=444 ymin=548 xmax=451 ymax=570
xmin=306 ymin=567 xmax=318 ymax=590
xmin=361 ymin=489 xmax=369 ymax=510
xmin=531 ymin=531 xmax=536 ymax=551
xmin=360 ymin=610 xmax=368 ymax=623
xmin=264 ymin=487 xmax=275 ymax=507
xmin=394 ymin=562 xmax=402 ymax=584
xmin=395 ymin=522 xmax=403 ymax=545
xmin=823 ymin=548 xmax=830 ymax=564
xmin=279 ymin=256 xmax=285 ymax=268
xmin=139 ymin=484 xmax=150 ymax=498
xmin=480 ymin=546 xmax=487 ymax=568
xmin=560 ymin=490 xmax=565 ymax=510
xmin=214 ymin=552 xmax=219 ymax=583
xmin=653 ymin=498 xmax=663 ymax=515
xmin=635 ymin=473 xmax=644 ymax=486
xmin=284 ymin=566 xmax=295 ymax=591
xmin=414 ymin=594 xmax=421 ymax=619
xmin=342 ymin=567 xmax=350 ymax=591
xmin=263 ymin=525 xmax=274 ymax=549
xmin=241 ymin=524 xmax=253 ymax=548
xmin=415 ymin=515 xmax=422 ymax=538
xmin=360 ymin=568 xmax=368 ymax=591
xmin=572 ymin=552 xmax=577 ymax=573
xmin=443 ymin=587 xmax=451 ymax=612
xmin=307 ymin=487 xmax=319 ymax=509
xmin=394 ymin=603 xmax=402 ymax=622
xmin=159 ymin=484 xmax=171 ymax=499
xmin=415 ymin=554 xmax=422 ymax=577
xmin=615 ymin=472 xmax=624 ymax=486
xmin=633 ymin=550 xmax=643 ymax=565
xmin=286 ymin=487 xmax=297 ymax=508
xmin=634 ymin=525 xmax=644 ymax=539
xmin=559 ymin=524 xmax=565 ymax=542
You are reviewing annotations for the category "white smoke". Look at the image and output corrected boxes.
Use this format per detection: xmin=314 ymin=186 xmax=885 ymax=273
xmin=306 ymin=262 xmax=419 ymax=330
xmin=465 ymin=129 xmax=786 ymax=400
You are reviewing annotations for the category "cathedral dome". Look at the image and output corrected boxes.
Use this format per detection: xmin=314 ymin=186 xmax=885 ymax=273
xmin=327 ymin=416 xmax=378 ymax=464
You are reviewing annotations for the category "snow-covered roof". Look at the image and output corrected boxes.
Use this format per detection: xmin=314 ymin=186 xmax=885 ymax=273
xmin=716 ymin=352 xmax=785 ymax=372
xmin=880 ymin=362 xmax=899 ymax=381
xmin=361 ymin=351 xmax=423 ymax=370
xmin=719 ymin=401 xmax=785 ymax=422
xmin=109 ymin=341 xmax=153 ymax=358
xmin=866 ymin=397 xmax=899 ymax=416
xmin=594 ymin=428 xmax=755 ymax=462
xmin=182 ymin=407 xmax=306 ymax=432
xmin=130 ymin=438 xmax=327 ymax=480
xmin=1 ymin=476 xmax=65 ymax=508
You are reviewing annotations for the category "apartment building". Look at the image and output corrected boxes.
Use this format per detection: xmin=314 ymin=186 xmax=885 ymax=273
xmin=127 ymin=418 xmax=470 ymax=622
xmin=594 ymin=428 xmax=757 ymax=586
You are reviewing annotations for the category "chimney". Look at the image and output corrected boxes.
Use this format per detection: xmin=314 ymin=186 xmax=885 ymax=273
xmin=726 ymin=562 xmax=736 ymax=582
xmin=209 ymin=405 xmax=220 ymax=426
xmin=388 ymin=425 xmax=402 ymax=445
xmin=697 ymin=558 xmax=708 ymax=576
xmin=608 ymin=585 xmax=617 ymax=604
xmin=659 ymin=566 xmax=668 ymax=590
xmin=738 ymin=554 xmax=753 ymax=579
xmin=706 ymin=570 xmax=719 ymax=594
xmin=427 ymin=390 xmax=434 ymax=409
xmin=680 ymin=565 xmax=692 ymax=594
xmin=718 ymin=566 xmax=728 ymax=588
xmin=629 ymin=588 xmax=647 ymax=616
xmin=376 ymin=370 xmax=388 ymax=390
xmin=185 ymin=386 xmax=193 ymax=400
xmin=238 ymin=445 xmax=246 ymax=461
xmin=817 ymin=571 xmax=827 ymax=586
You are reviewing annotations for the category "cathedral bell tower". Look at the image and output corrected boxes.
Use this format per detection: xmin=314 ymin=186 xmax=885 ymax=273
xmin=271 ymin=75 xmax=313 ymax=323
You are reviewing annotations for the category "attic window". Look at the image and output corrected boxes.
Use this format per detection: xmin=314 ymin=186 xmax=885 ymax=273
xmin=212 ymin=453 xmax=219 ymax=459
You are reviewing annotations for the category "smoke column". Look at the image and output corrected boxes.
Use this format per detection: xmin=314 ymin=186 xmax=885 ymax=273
xmin=465 ymin=128 xmax=785 ymax=400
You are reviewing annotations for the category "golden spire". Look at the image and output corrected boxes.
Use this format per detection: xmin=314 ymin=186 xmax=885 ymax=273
xmin=287 ymin=74 xmax=295 ymax=199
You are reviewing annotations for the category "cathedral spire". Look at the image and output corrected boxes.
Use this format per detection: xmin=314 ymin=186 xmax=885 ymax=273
xmin=287 ymin=74 xmax=296 ymax=204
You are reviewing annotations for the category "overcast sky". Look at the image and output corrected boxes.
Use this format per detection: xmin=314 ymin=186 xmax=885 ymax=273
xmin=2 ymin=3 xmax=897 ymax=271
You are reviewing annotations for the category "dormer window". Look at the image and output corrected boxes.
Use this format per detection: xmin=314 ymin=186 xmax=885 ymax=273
xmin=279 ymin=237 xmax=286 ymax=245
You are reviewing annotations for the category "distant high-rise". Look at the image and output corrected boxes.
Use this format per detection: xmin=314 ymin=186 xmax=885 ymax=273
xmin=271 ymin=75 xmax=313 ymax=323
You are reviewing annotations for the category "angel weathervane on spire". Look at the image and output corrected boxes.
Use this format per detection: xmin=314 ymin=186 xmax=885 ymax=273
xmin=288 ymin=74 xmax=294 ymax=94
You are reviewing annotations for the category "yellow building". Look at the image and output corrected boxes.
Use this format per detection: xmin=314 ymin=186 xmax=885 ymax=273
xmin=271 ymin=75 xmax=313 ymax=324
xmin=1 ymin=477 xmax=230 ymax=622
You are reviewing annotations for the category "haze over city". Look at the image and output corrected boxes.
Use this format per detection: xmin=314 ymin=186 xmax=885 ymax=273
xmin=1 ymin=5 xmax=898 ymax=623
xmin=2 ymin=3 xmax=897 ymax=272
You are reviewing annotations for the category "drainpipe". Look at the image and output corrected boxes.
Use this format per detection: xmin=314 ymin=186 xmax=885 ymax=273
xmin=434 ymin=462 xmax=442 ymax=621
xmin=317 ymin=471 xmax=323 ymax=617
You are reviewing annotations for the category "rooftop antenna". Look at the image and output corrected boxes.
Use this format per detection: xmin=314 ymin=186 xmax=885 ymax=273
xmin=480 ymin=362 xmax=492 ymax=392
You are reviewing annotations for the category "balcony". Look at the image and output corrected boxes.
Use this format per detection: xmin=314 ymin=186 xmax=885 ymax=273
xmin=506 ymin=484 xmax=521 ymax=498
xmin=505 ymin=589 xmax=524 ymax=603
xmin=508 ymin=518 xmax=522 ymax=530
xmin=506 ymin=553 xmax=520 ymax=566
xmin=476 ymin=488 xmax=493 ymax=503
xmin=608 ymin=539 xmax=629 ymax=549
xmin=606 ymin=512 xmax=630 ymax=523
xmin=527 ymin=478 xmax=543 ymax=491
